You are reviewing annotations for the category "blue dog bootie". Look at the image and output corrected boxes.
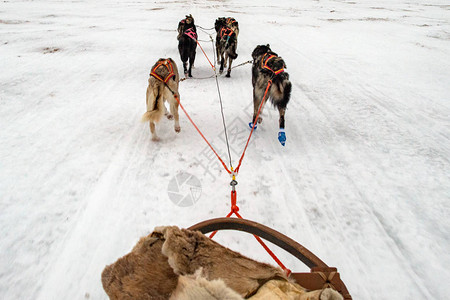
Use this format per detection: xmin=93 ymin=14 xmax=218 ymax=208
xmin=249 ymin=122 xmax=257 ymax=130
xmin=278 ymin=128 xmax=286 ymax=146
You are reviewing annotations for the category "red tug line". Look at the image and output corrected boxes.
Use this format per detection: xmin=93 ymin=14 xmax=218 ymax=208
xmin=159 ymin=33 xmax=290 ymax=275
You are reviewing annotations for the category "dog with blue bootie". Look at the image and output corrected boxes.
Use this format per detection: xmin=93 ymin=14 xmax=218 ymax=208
xmin=249 ymin=45 xmax=291 ymax=146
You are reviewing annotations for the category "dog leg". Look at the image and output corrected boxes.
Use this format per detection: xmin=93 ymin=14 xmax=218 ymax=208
xmin=257 ymin=102 xmax=265 ymax=124
xmin=249 ymin=90 xmax=263 ymax=129
xmin=165 ymin=86 xmax=181 ymax=133
xmin=278 ymin=107 xmax=286 ymax=146
xmin=255 ymin=86 xmax=267 ymax=123
xmin=278 ymin=107 xmax=286 ymax=129
xmin=188 ymin=51 xmax=195 ymax=78
xmin=165 ymin=105 xmax=174 ymax=120
xmin=226 ymin=56 xmax=233 ymax=78
xmin=216 ymin=42 xmax=220 ymax=66
xmin=171 ymin=100 xmax=181 ymax=133
xmin=219 ymin=56 xmax=224 ymax=74
xmin=218 ymin=49 xmax=225 ymax=74
xmin=150 ymin=122 xmax=160 ymax=141
xmin=183 ymin=61 xmax=188 ymax=77
xmin=219 ymin=65 xmax=224 ymax=74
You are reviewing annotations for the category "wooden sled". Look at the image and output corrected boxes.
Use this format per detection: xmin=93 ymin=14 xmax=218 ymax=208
xmin=189 ymin=217 xmax=352 ymax=300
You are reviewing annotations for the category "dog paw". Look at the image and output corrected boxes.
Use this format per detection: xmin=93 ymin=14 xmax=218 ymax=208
xmin=166 ymin=114 xmax=174 ymax=120
xmin=278 ymin=130 xmax=286 ymax=146
xmin=257 ymin=117 xmax=263 ymax=124
xmin=175 ymin=126 xmax=181 ymax=133
xmin=226 ymin=73 xmax=230 ymax=78
xmin=152 ymin=136 xmax=160 ymax=142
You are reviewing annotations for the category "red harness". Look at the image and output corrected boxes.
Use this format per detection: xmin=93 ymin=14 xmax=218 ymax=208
xmin=150 ymin=59 xmax=175 ymax=83
xmin=184 ymin=27 xmax=197 ymax=40
xmin=261 ymin=53 xmax=284 ymax=75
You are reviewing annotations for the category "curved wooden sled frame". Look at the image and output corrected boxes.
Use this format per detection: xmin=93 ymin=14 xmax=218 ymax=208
xmin=189 ymin=217 xmax=352 ymax=300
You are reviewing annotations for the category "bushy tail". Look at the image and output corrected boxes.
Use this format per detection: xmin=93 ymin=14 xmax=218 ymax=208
xmin=281 ymin=79 xmax=292 ymax=106
xmin=142 ymin=83 xmax=165 ymax=123
xmin=271 ymin=75 xmax=292 ymax=108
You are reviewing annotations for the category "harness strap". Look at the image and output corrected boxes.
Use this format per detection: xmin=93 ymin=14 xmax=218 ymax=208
xmin=219 ymin=27 xmax=234 ymax=39
xmin=261 ymin=53 xmax=284 ymax=75
xmin=184 ymin=27 xmax=198 ymax=40
xmin=150 ymin=59 xmax=175 ymax=83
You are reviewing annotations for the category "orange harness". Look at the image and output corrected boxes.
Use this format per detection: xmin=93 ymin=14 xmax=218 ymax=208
xmin=219 ymin=27 xmax=234 ymax=39
xmin=261 ymin=53 xmax=284 ymax=75
xmin=150 ymin=59 xmax=175 ymax=83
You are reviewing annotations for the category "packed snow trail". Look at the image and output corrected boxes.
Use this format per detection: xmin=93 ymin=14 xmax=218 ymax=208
xmin=0 ymin=1 xmax=449 ymax=299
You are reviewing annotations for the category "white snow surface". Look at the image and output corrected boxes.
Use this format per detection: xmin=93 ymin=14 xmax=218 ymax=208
xmin=1 ymin=0 xmax=449 ymax=299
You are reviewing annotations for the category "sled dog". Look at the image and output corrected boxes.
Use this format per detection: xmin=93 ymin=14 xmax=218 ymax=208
xmin=142 ymin=58 xmax=180 ymax=141
xmin=177 ymin=14 xmax=197 ymax=77
xmin=215 ymin=17 xmax=238 ymax=77
xmin=250 ymin=44 xmax=292 ymax=146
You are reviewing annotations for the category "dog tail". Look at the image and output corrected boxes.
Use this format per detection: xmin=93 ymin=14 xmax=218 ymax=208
xmin=272 ymin=75 xmax=292 ymax=108
xmin=281 ymin=79 xmax=292 ymax=106
xmin=142 ymin=83 xmax=165 ymax=123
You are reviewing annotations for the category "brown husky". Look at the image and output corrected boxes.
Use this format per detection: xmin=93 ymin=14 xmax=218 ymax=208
xmin=142 ymin=58 xmax=181 ymax=141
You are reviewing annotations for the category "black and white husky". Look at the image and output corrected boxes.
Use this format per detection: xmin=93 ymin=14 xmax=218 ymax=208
xmin=250 ymin=44 xmax=292 ymax=146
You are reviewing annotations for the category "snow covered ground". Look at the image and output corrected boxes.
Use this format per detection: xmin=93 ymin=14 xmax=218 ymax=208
xmin=0 ymin=0 xmax=449 ymax=299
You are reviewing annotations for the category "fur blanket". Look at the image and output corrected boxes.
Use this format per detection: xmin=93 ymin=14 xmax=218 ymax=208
xmin=101 ymin=226 xmax=343 ymax=300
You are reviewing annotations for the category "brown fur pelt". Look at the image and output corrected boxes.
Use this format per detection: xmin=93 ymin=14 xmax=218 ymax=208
xmin=250 ymin=280 xmax=343 ymax=300
xmin=101 ymin=226 xmax=286 ymax=299
xmin=101 ymin=233 xmax=178 ymax=300
xmin=169 ymin=270 xmax=244 ymax=300
xmin=141 ymin=58 xmax=181 ymax=141
xmin=156 ymin=226 xmax=287 ymax=298
xmin=101 ymin=226 xmax=343 ymax=300
xmin=169 ymin=276 xmax=343 ymax=300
